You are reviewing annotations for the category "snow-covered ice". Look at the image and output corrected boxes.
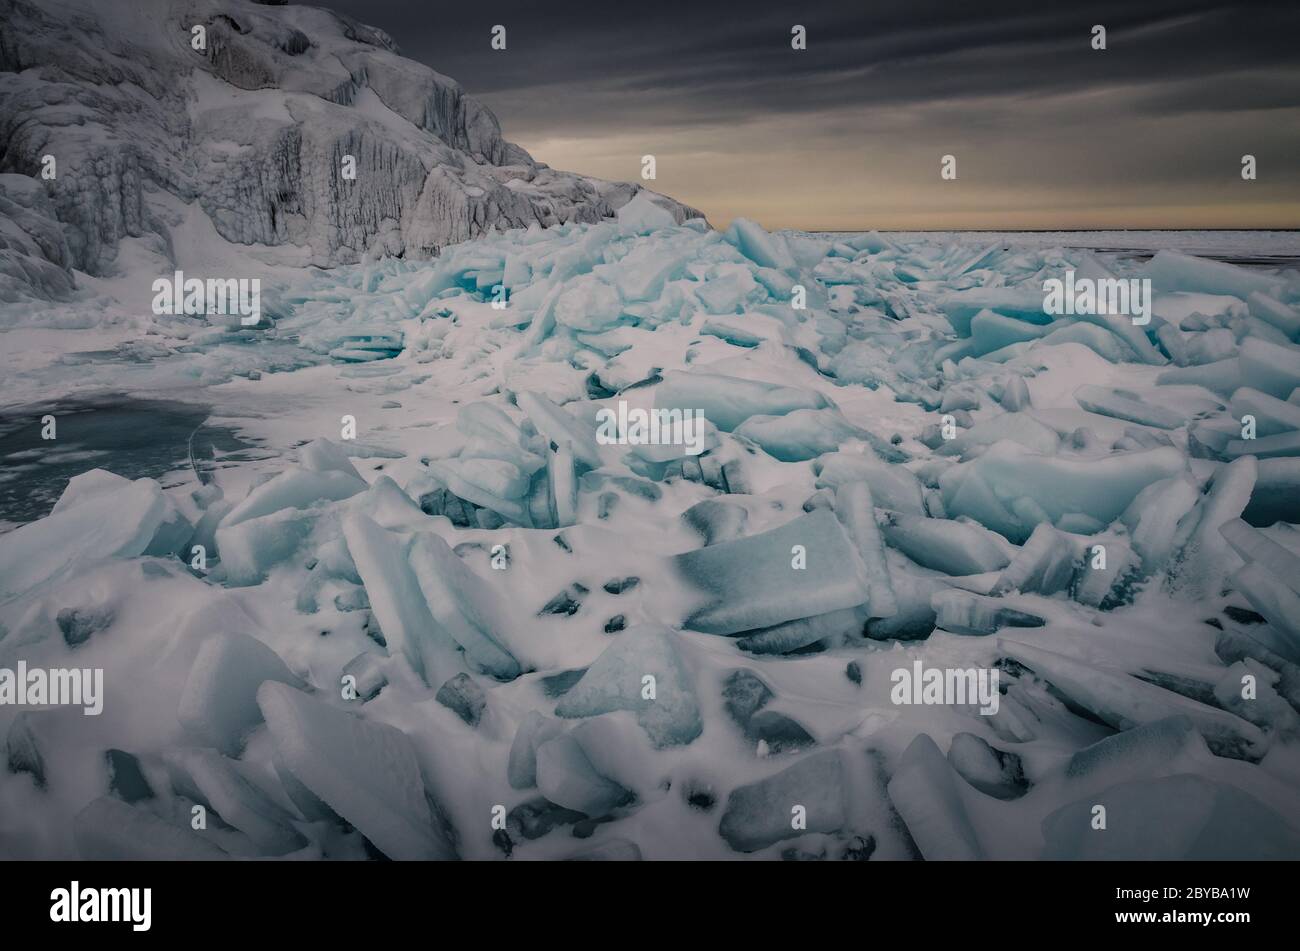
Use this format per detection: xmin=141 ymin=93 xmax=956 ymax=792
xmin=3 ymin=146 xmax=1300 ymax=858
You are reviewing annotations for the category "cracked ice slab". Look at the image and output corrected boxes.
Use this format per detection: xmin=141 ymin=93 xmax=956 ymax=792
xmin=408 ymin=531 xmax=523 ymax=680
xmin=672 ymin=509 xmax=872 ymax=635
xmin=654 ymin=370 xmax=830 ymax=432
xmin=178 ymin=630 xmax=305 ymax=755
xmin=719 ymin=750 xmax=848 ymax=853
xmin=1042 ymin=774 xmax=1300 ymax=860
xmin=0 ymin=477 xmax=167 ymax=599
xmin=1001 ymin=640 xmax=1267 ymax=760
xmin=554 ymin=624 xmax=702 ymax=747
xmin=74 ymin=797 xmax=229 ymax=861
xmin=887 ymin=734 xmax=985 ymax=860
xmin=939 ymin=442 xmax=1187 ymax=542
xmin=258 ymin=682 xmax=456 ymax=860
xmin=342 ymin=513 xmax=461 ymax=687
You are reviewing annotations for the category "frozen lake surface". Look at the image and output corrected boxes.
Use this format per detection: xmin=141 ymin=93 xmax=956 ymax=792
xmin=0 ymin=399 xmax=256 ymax=531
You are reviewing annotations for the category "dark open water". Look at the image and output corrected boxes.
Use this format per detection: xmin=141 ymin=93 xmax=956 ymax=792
xmin=0 ymin=398 xmax=257 ymax=531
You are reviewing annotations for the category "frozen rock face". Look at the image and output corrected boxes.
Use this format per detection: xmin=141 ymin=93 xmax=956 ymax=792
xmin=0 ymin=173 xmax=74 ymax=302
xmin=0 ymin=0 xmax=702 ymax=291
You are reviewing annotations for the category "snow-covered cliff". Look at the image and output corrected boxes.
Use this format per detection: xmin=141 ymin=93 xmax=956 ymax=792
xmin=0 ymin=0 xmax=702 ymax=298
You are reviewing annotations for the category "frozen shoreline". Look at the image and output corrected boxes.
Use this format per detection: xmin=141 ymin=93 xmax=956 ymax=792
xmin=1 ymin=208 xmax=1299 ymax=860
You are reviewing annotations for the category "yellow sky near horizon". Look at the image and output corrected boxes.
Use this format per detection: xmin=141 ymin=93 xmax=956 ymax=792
xmin=525 ymin=132 xmax=1300 ymax=233
xmin=510 ymin=91 xmax=1300 ymax=233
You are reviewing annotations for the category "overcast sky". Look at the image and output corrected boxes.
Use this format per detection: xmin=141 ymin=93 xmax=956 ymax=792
xmin=327 ymin=0 xmax=1300 ymax=230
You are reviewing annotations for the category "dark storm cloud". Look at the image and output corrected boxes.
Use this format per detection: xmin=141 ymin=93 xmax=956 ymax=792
xmin=322 ymin=0 xmax=1300 ymax=228
xmin=329 ymin=0 xmax=1298 ymax=119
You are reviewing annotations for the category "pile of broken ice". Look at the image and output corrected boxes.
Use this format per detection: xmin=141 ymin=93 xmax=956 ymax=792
xmin=2 ymin=198 xmax=1299 ymax=859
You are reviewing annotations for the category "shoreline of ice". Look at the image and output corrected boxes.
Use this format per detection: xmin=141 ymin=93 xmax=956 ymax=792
xmin=1 ymin=204 xmax=1299 ymax=860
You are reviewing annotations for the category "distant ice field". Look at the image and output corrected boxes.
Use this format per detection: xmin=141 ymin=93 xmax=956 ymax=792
xmin=811 ymin=230 xmax=1300 ymax=266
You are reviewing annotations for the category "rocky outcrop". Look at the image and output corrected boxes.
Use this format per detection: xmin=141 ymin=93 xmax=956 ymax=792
xmin=0 ymin=173 xmax=75 ymax=301
xmin=0 ymin=0 xmax=702 ymax=295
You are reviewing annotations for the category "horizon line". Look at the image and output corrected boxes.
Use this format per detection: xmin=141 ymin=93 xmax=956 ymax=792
xmin=785 ymin=227 xmax=1300 ymax=234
